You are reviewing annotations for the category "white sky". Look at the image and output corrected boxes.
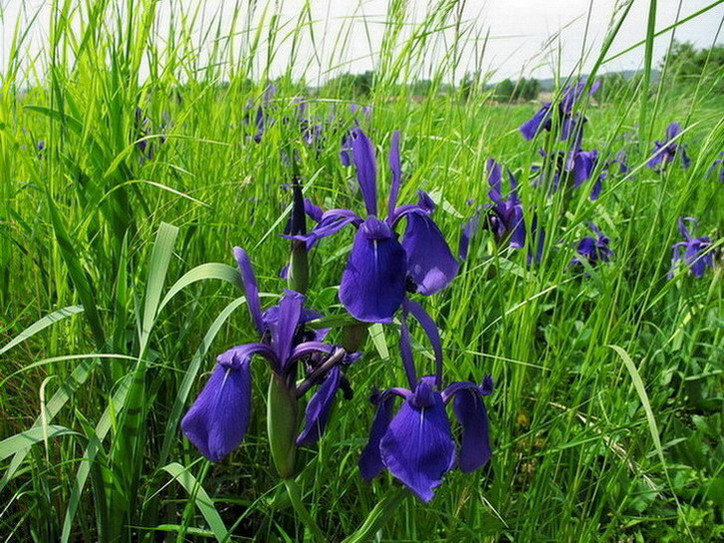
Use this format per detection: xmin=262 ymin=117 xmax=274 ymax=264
xmin=2 ymin=0 xmax=723 ymax=84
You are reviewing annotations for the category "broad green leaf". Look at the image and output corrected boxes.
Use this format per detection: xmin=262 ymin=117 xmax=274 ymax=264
xmin=162 ymin=462 xmax=229 ymax=543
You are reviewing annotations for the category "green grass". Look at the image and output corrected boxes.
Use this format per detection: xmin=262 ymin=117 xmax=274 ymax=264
xmin=1 ymin=1 xmax=723 ymax=541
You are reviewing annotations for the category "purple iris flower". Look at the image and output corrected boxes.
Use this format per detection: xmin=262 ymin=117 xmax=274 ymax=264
xmin=181 ymin=248 xmax=354 ymax=461
xmin=571 ymin=223 xmax=613 ymax=267
xmin=648 ymin=122 xmax=690 ymax=170
xmin=590 ymin=151 xmax=629 ymax=201
xmin=291 ymin=128 xmax=459 ymax=323
xmin=459 ymin=159 xmax=525 ymax=259
xmin=520 ymin=80 xmax=600 ymax=141
xmin=668 ymin=218 xmax=714 ymax=279
xmin=359 ymin=301 xmax=493 ymax=502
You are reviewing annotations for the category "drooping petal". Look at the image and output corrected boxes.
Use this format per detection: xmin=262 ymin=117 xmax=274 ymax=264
xmin=233 ymin=247 xmax=264 ymax=335
xmin=379 ymin=381 xmax=456 ymax=502
xmin=182 ymin=346 xmax=264 ymax=462
xmin=509 ymin=206 xmax=526 ymax=249
xmin=590 ymin=173 xmax=604 ymax=201
xmin=304 ymin=198 xmax=324 ymax=224
xmin=339 ymin=217 xmax=407 ymax=323
xmin=296 ymin=366 xmax=342 ymax=446
xmin=359 ymin=391 xmax=397 ymax=481
xmin=685 ymin=239 xmax=713 ymax=278
xmin=452 ymin=386 xmax=492 ymax=473
xmin=520 ymin=104 xmax=551 ymax=140
xmin=388 ymin=130 xmax=402 ymax=217
xmin=351 ymin=128 xmax=378 ymax=216
xmin=402 ymin=212 xmax=459 ymax=295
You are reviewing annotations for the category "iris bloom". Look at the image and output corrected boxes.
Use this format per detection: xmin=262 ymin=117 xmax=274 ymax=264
xmin=182 ymin=248 xmax=354 ymax=461
xmin=291 ymin=128 xmax=459 ymax=323
xmin=668 ymin=218 xmax=714 ymax=279
xmin=571 ymin=223 xmax=613 ymax=267
xmin=358 ymin=300 xmax=493 ymax=502
xmin=569 ymin=149 xmax=628 ymax=201
xmin=459 ymin=159 xmax=525 ymax=260
xmin=648 ymin=122 xmax=690 ymax=170
xmin=520 ymin=80 xmax=600 ymax=141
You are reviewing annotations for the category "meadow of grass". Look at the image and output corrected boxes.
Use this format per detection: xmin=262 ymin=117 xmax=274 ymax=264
xmin=1 ymin=1 xmax=722 ymax=541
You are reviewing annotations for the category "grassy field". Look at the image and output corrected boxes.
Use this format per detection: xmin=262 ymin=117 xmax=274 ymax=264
xmin=1 ymin=1 xmax=723 ymax=541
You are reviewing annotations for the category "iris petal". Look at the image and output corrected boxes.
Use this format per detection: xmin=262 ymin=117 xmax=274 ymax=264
xmin=181 ymin=361 xmax=252 ymax=462
xmin=379 ymin=386 xmax=456 ymax=502
xmin=351 ymin=128 xmax=378 ymax=216
xmin=296 ymin=366 xmax=342 ymax=446
xmin=402 ymin=212 xmax=459 ymax=296
xmin=359 ymin=392 xmax=396 ymax=481
xmin=452 ymin=387 xmax=492 ymax=473
xmin=339 ymin=217 xmax=407 ymax=323
xmin=233 ymin=247 xmax=264 ymax=335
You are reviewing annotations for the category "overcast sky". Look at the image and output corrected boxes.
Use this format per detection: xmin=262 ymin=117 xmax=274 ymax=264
xmin=2 ymin=0 xmax=723 ymax=83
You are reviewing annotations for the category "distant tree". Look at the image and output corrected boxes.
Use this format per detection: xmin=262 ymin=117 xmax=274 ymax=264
xmin=495 ymin=79 xmax=514 ymax=101
xmin=661 ymin=40 xmax=724 ymax=94
xmin=521 ymin=78 xmax=540 ymax=100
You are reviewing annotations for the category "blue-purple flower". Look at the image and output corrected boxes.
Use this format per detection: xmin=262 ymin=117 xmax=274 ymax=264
xmin=290 ymin=128 xmax=459 ymax=323
xmin=571 ymin=223 xmax=613 ymax=267
xmin=359 ymin=301 xmax=493 ymax=502
xmin=520 ymin=80 xmax=600 ymax=141
xmin=668 ymin=217 xmax=714 ymax=279
xmin=459 ymin=159 xmax=525 ymax=259
xmin=181 ymin=248 xmax=354 ymax=462
xmin=648 ymin=122 xmax=690 ymax=170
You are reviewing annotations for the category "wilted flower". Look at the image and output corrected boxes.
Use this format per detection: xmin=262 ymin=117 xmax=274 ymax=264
xmin=520 ymin=80 xmax=600 ymax=141
xmin=668 ymin=217 xmax=714 ymax=278
xmin=648 ymin=122 xmax=690 ymax=170
xmin=571 ymin=222 xmax=613 ymax=267
xmin=359 ymin=302 xmax=493 ymax=502
xmin=290 ymin=128 xmax=459 ymax=323
xmin=459 ymin=159 xmax=525 ymax=259
xmin=182 ymin=248 xmax=355 ymax=463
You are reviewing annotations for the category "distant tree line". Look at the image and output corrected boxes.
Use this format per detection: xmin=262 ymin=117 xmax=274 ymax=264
xmin=662 ymin=40 xmax=724 ymax=94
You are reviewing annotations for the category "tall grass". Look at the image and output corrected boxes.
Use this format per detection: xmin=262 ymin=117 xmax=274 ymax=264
xmin=1 ymin=1 xmax=722 ymax=541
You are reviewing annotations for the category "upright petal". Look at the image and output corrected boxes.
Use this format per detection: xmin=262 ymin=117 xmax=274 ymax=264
xmin=388 ymin=130 xmax=402 ymax=217
xmin=339 ymin=217 xmax=407 ymax=323
xmin=451 ymin=386 xmax=492 ymax=473
xmin=270 ymin=290 xmax=305 ymax=367
xmin=380 ymin=382 xmax=456 ymax=502
xmin=296 ymin=366 xmax=342 ymax=446
xmin=181 ymin=359 xmax=253 ymax=462
xmin=666 ymin=122 xmax=682 ymax=140
xmin=233 ymin=247 xmax=264 ymax=335
xmin=351 ymin=128 xmax=378 ymax=216
xmin=402 ymin=212 xmax=459 ymax=295
xmin=487 ymin=159 xmax=504 ymax=204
